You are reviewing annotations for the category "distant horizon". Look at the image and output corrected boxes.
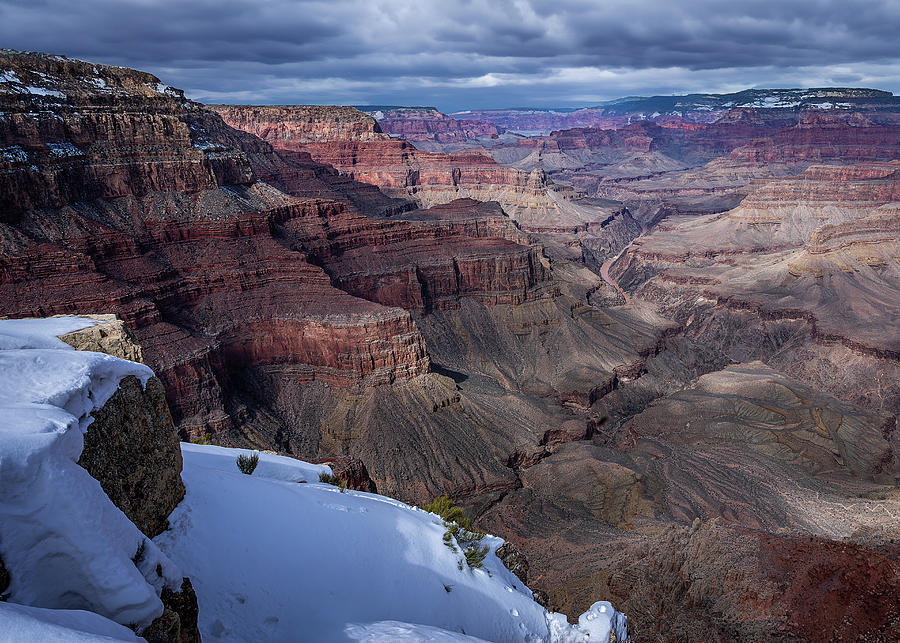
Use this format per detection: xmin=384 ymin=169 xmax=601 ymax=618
xmin=2 ymin=0 xmax=898 ymax=112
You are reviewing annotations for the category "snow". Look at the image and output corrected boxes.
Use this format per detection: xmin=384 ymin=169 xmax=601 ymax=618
xmin=0 ymin=602 xmax=139 ymax=642
xmin=47 ymin=141 xmax=83 ymax=158
xmin=0 ymin=70 xmax=21 ymax=84
xmin=152 ymin=82 xmax=181 ymax=97
xmin=24 ymin=86 xmax=65 ymax=98
xmin=344 ymin=620 xmax=489 ymax=641
xmin=0 ymin=318 xmax=96 ymax=349
xmin=577 ymin=602 xmax=628 ymax=642
xmin=0 ymin=317 xmax=181 ymax=631
xmin=156 ymin=443 xmax=625 ymax=642
xmin=192 ymin=140 xmax=223 ymax=151
xmin=88 ymin=68 xmax=108 ymax=90
xmin=0 ymin=144 xmax=28 ymax=164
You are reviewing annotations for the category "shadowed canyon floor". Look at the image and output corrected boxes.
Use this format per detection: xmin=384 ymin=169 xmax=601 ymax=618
xmin=2 ymin=51 xmax=899 ymax=641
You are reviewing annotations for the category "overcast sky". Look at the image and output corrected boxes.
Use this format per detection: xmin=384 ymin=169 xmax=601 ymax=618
xmin=1 ymin=0 xmax=898 ymax=111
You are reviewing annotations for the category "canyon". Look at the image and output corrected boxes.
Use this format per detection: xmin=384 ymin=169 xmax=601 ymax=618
xmin=1 ymin=50 xmax=898 ymax=641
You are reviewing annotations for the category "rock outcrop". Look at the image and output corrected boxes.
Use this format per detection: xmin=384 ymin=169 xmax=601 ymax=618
xmin=210 ymin=104 xmax=629 ymax=238
xmin=0 ymin=52 xmax=672 ymax=511
xmin=0 ymin=315 xmax=200 ymax=641
xmin=361 ymin=106 xmax=499 ymax=144
xmin=63 ymin=316 xmax=200 ymax=642
xmin=78 ymin=375 xmax=185 ymax=538
xmin=57 ymin=313 xmax=145 ymax=363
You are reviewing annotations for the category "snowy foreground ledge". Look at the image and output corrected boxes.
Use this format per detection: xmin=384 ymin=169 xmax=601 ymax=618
xmin=0 ymin=318 xmax=181 ymax=639
xmin=155 ymin=444 xmax=628 ymax=642
xmin=0 ymin=317 xmax=628 ymax=642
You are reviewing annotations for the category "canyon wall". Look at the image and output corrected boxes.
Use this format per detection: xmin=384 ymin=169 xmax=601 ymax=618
xmin=360 ymin=106 xmax=499 ymax=143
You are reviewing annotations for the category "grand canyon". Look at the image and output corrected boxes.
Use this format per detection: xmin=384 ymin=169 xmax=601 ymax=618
xmin=0 ymin=6 xmax=899 ymax=641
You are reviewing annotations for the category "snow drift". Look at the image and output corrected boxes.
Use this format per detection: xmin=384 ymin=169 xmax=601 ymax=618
xmin=0 ymin=318 xmax=184 ymax=631
xmin=156 ymin=443 xmax=628 ymax=642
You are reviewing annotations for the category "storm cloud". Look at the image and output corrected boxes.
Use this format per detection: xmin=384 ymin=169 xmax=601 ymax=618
xmin=1 ymin=0 xmax=898 ymax=110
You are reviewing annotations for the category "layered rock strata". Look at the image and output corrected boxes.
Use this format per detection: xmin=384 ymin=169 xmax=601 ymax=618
xmin=361 ymin=106 xmax=499 ymax=144
xmin=0 ymin=52 xmax=666 ymax=511
xmin=1 ymin=52 xmax=553 ymax=446
xmin=210 ymin=104 xmax=629 ymax=238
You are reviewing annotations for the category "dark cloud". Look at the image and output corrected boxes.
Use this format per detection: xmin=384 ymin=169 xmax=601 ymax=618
xmin=0 ymin=0 xmax=897 ymax=110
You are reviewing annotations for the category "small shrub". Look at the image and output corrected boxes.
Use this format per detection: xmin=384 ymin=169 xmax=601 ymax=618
xmin=424 ymin=496 xmax=488 ymax=569
xmin=191 ymin=431 xmax=213 ymax=445
xmin=464 ymin=543 xmax=489 ymax=569
xmin=318 ymin=472 xmax=346 ymax=492
xmin=236 ymin=452 xmax=259 ymax=475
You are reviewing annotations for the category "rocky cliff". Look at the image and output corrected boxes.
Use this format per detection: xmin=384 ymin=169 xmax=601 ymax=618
xmin=209 ymin=104 xmax=630 ymax=238
xmin=3 ymin=50 xmax=899 ymax=641
xmin=3 ymin=52 xmax=553 ymax=441
xmin=0 ymin=315 xmax=199 ymax=641
xmin=464 ymin=105 xmax=900 ymax=226
xmin=614 ymin=162 xmax=900 ymax=372
xmin=360 ymin=106 xmax=499 ymax=143
xmin=0 ymin=52 xmax=671 ymax=510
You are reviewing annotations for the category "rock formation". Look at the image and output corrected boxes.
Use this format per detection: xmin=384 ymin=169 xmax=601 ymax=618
xmin=451 ymin=88 xmax=900 ymax=135
xmin=0 ymin=315 xmax=200 ymax=641
xmin=612 ymin=162 xmax=900 ymax=414
xmin=210 ymin=104 xmax=631 ymax=240
xmin=361 ymin=106 xmax=499 ymax=145
xmin=0 ymin=52 xmax=672 ymax=510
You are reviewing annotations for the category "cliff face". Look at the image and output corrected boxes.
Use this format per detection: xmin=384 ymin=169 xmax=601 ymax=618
xmin=361 ymin=107 xmax=500 ymax=143
xmin=210 ymin=104 xmax=631 ymax=238
xmin=211 ymin=104 xmax=527 ymax=193
xmin=4 ymin=51 xmax=899 ymax=641
xmin=1 ymin=52 xmax=654 ymax=511
xmin=471 ymin=107 xmax=900 ymax=226
xmin=2 ymin=52 xmax=560 ymax=439
xmin=612 ymin=161 xmax=900 ymax=415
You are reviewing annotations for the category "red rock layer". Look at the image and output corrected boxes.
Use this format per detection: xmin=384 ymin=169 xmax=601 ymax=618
xmin=210 ymin=104 xmax=559 ymax=201
xmin=364 ymin=107 xmax=499 ymax=143
xmin=720 ymin=111 xmax=900 ymax=169
xmin=0 ymin=52 xmax=552 ymax=436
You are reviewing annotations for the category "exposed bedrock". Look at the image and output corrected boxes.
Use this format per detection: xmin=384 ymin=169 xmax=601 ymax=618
xmin=479 ymin=361 xmax=900 ymax=638
xmin=599 ymin=521 xmax=900 ymax=642
xmin=612 ymin=162 xmax=900 ymax=416
xmin=210 ymin=104 xmax=637 ymax=240
xmin=2 ymin=53 xmax=569 ymax=446
xmin=363 ymin=106 xmax=500 ymax=143
xmin=521 ymin=109 xmax=900 ymax=225
xmin=215 ymin=295 xmax=674 ymax=503
xmin=79 ymin=375 xmax=185 ymax=538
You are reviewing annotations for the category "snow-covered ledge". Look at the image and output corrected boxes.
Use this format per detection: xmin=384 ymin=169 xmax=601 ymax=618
xmin=0 ymin=317 xmax=183 ymax=630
